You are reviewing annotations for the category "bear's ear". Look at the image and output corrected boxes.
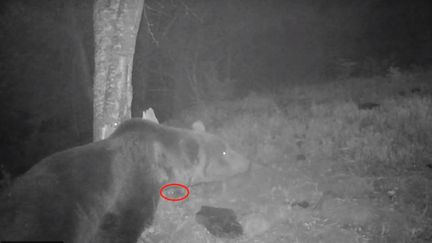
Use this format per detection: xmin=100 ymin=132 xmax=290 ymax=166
xmin=179 ymin=137 xmax=200 ymax=165
xmin=142 ymin=107 xmax=159 ymax=124
xmin=192 ymin=120 xmax=206 ymax=132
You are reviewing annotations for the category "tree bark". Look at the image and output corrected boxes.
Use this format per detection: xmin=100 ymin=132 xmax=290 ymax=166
xmin=93 ymin=0 xmax=144 ymax=141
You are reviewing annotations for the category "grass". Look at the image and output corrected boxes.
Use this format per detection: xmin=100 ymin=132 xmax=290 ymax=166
xmin=145 ymin=69 xmax=432 ymax=243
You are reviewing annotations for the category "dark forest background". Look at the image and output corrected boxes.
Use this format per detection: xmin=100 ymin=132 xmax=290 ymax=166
xmin=0 ymin=0 xmax=431 ymax=178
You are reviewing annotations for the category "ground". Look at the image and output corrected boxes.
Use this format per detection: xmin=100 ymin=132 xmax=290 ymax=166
xmin=143 ymin=69 xmax=432 ymax=243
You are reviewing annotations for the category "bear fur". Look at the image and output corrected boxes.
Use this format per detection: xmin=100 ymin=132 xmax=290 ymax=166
xmin=0 ymin=119 xmax=249 ymax=243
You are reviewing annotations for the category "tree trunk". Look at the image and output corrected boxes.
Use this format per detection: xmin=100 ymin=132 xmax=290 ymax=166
xmin=93 ymin=0 xmax=144 ymax=141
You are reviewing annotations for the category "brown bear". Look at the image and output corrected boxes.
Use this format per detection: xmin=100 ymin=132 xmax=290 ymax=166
xmin=0 ymin=118 xmax=249 ymax=243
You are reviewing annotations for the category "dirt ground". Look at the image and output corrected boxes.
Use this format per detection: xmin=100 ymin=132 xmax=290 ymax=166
xmin=142 ymin=72 xmax=432 ymax=243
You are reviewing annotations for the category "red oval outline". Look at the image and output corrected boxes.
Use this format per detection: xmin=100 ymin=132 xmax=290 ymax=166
xmin=159 ymin=183 xmax=190 ymax=202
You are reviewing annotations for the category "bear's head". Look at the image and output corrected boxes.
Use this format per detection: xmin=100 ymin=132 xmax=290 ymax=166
xmin=150 ymin=120 xmax=250 ymax=186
